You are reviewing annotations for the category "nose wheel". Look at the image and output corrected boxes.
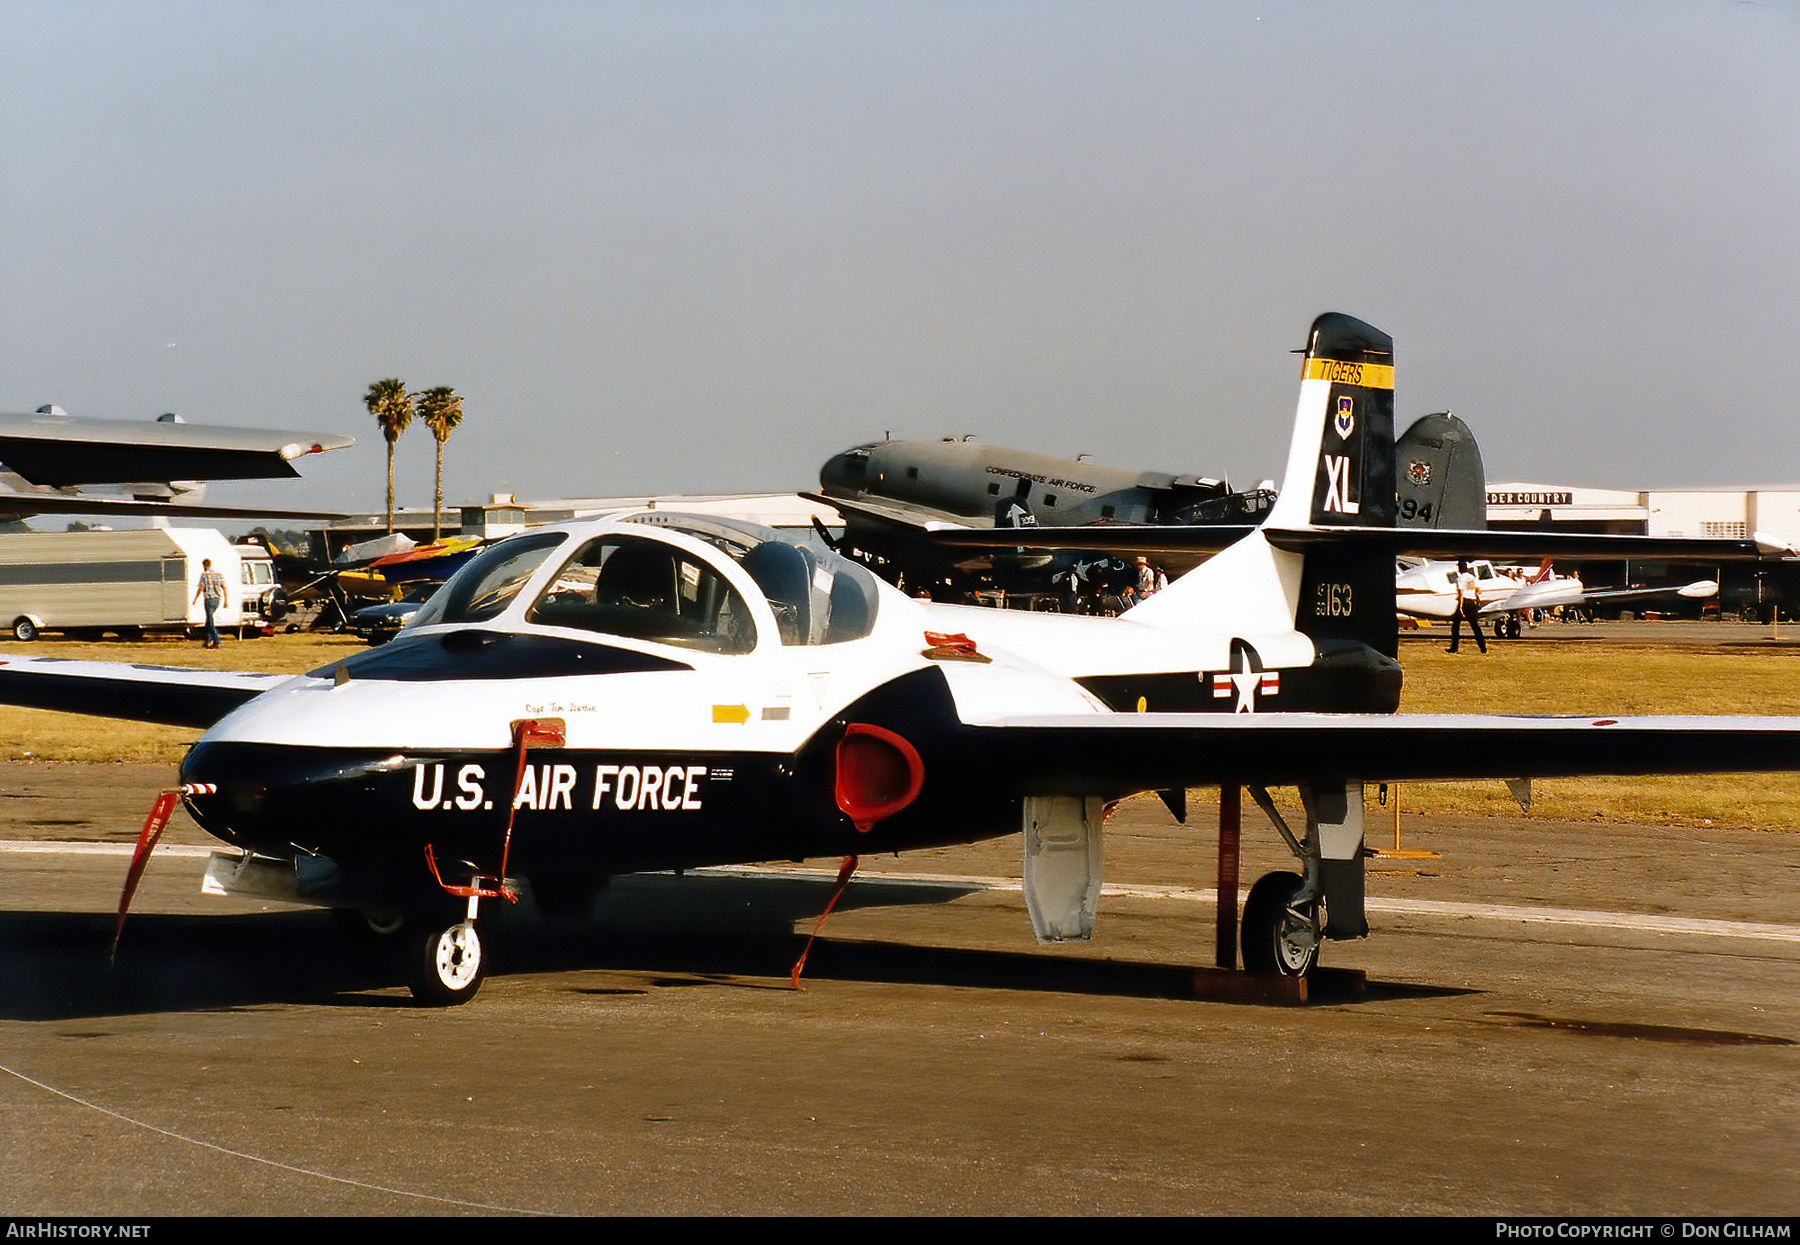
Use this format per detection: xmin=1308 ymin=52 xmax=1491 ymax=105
xmin=410 ymin=919 xmax=486 ymax=1005
xmin=1241 ymin=871 xmax=1320 ymax=977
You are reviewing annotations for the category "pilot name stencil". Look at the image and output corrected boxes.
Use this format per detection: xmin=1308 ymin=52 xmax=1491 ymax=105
xmin=411 ymin=761 xmax=710 ymax=812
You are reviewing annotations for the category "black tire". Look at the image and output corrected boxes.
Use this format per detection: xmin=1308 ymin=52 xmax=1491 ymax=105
xmin=408 ymin=919 xmax=486 ymax=1005
xmin=11 ymin=618 xmax=38 ymax=642
xmin=1241 ymin=871 xmax=1320 ymax=977
xmin=332 ymin=907 xmax=406 ymax=943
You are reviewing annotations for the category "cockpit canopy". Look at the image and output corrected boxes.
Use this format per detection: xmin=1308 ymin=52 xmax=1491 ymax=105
xmin=404 ymin=514 xmax=882 ymax=652
xmin=620 ymin=513 xmax=882 ymax=646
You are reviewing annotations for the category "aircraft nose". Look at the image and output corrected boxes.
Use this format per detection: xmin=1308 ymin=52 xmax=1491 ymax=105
xmin=820 ymin=450 xmax=867 ymax=494
xmin=178 ymin=740 xmax=408 ymax=857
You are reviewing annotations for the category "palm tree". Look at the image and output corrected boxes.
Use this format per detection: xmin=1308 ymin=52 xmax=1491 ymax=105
xmin=363 ymin=379 xmax=413 ymax=533
xmin=414 ymin=386 xmax=465 ymax=542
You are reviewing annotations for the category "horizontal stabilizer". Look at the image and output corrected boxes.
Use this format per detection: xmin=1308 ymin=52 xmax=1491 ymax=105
xmin=920 ymin=524 xmax=1789 ymax=567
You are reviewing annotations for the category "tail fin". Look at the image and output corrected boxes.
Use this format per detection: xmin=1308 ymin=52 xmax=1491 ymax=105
xmin=1268 ymin=313 xmax=1401 ymax=658
xmin=1264 ymin=313 xmax=1397 ymax=531
xmin=1395 ymin=411 xmax=1485 ymax=530
xmin=1126 ymin=313 xmax=1400 ymax=656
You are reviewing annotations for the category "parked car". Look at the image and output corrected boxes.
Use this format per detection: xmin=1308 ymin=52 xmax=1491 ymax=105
xmin=349 ymin=582 xmax=439 ymax=645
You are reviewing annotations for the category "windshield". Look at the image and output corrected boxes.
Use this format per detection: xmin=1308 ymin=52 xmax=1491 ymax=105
xmin=407 ymin=531 xmax=566 ymax=629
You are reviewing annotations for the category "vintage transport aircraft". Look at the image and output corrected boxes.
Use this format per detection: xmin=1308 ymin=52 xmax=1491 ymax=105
xmin=812 ymin=410 xmax=1486 ymax=598
xmin=1 ymin=313 xmax=1797 ymax=1006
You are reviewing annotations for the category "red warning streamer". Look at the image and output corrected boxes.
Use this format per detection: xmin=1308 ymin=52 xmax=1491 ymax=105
xmin=789 ymin=854 xmax=860 ymax=990
xmin=113 ymin=784 xmax=212 ymax=963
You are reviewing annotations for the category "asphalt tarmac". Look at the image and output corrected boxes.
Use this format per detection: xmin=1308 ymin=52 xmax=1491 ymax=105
xmin=1 ymin=760 xmax=1796 ymax=1217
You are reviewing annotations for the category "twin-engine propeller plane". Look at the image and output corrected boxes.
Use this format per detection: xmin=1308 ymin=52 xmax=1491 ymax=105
xmin=1395 ymin=558 xmax=1720 ymax=632
xmin=3 ymin=313 xmax=1797 ymax=1005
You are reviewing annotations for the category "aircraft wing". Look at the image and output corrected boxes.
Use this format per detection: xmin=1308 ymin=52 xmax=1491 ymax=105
xmin=0 ymin=654 xmax=290 ymax=729
xmin=0 ymin=491 xmax=348 ymax=522
xmin=862 ymin=511 xmax=1262 ymax=555
xmin=1571 ymin=580 xmax=1720 ymax=607
xmin=804 ymin=492 xmax=987 ymax=533
xmin=0 ymin=413 xmax=355 ymax=488
xmin=962 ymin=711 xmax=1800 ymax=792
xmin=1 ymin=644 xmax=1793 ymax=788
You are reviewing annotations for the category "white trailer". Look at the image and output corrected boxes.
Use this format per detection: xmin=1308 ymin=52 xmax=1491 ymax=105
xmin=0 ymin=528 xmax=264 ymax=641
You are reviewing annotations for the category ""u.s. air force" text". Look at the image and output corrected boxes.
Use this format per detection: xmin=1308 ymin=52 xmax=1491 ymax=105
xmin=411 ymin=762 xmax=708 ymax=812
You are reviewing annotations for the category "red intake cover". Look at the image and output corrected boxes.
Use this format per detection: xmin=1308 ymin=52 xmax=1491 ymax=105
xmin=834 ymin=723 xmax=925 ymax=833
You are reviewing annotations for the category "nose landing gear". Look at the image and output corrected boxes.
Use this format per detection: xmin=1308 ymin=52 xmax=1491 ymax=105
xmin=412 ymin=918 xmax=485 ymax=1005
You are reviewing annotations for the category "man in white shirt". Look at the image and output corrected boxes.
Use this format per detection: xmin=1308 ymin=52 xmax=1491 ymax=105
xmin=1447 ymin=560 xmax=1487 ymax=654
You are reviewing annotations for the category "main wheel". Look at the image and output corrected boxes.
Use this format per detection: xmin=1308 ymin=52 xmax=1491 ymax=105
xmin=409 ymin=919 xmax=486 ymax=1005
xmin=332 ymin=907 xmax=406 ymax=942
xmin=1241 ymin=871 xmax=1320 ymax=977
xmin=11 ymin=617 xmax=37 ymax=642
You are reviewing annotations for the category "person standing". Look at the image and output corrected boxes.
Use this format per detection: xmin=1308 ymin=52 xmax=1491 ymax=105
xmin=1447 ymin=560 xmax=1487 ymax=654
xmin=193 ymin=558 xmax=227 ymax=649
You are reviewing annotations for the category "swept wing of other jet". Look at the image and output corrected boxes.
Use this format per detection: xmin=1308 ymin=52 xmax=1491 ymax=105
xmin=0 ymin=408 xmax=354 ymax=521
xmin=2 ymin=314 xmax=1799 ymax=1008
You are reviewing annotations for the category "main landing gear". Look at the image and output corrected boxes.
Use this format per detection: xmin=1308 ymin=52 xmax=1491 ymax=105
xmin=1240 ymin=871 xmax=1319 ymax=977
xmin=1235 ymin=783 xmax=1368 ymax=980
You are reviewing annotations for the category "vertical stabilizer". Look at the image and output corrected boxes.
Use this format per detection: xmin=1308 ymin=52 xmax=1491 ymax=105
xmin=1265 ymin=313 xmax=1397 ymax=531
xmin=1126 ymin=314 xmax=1398 ymax=651
xmin=1396 ymin=411 xmax=1485 ymax=530
xmin=1267 ymin=313 xmax=1400 ymax=658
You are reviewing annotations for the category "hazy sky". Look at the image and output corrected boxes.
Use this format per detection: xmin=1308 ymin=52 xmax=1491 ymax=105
xmin=3 ymin=0 xmax=1797 ymax=517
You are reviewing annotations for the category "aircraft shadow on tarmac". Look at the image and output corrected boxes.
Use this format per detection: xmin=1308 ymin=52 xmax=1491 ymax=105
xmin=0 ymin=872 xmax=1473 ymax=1020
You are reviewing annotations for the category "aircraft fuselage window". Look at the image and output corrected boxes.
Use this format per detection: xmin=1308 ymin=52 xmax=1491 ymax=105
xmin=527 ymin=536 xmax=756 ymax=655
